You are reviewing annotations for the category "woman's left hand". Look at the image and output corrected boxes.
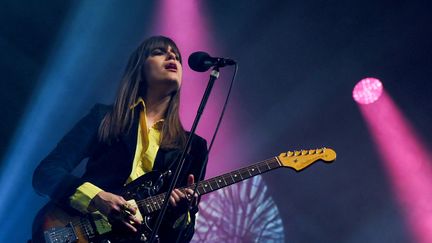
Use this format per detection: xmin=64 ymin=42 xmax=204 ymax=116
xmin=169 ymin=174 xmax=198 ymax=209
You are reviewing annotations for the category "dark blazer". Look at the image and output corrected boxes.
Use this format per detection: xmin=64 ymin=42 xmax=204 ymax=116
xmin=32 ymin=104 xmax=208 ymax=242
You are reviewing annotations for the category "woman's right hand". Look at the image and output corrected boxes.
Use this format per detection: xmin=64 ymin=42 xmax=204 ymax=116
xmin=91 ymin=191 xmax=142 ymax=232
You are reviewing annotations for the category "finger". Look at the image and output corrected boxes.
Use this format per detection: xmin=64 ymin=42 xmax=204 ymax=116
xmin=185 ymin=188 xmax=194 ymax=195
xmin=176 ymin=189 xmax=187 ymax=199
xmin=108 ymin=208 xmax=125 ymax=224
xmin=187 ymin=174 xmax=195 ymax=186
xmin=171 ymin=189 xmax=182 ymax=201
xmin=169 ymin=196 xmax=177 ymax=207
xmin=129 ymin=206 xmax=137 ymax=215
xmin=123 ymin=203 xmax=137 ymax=215
xmin=123 ymin=221 xmax=138 ymax=233
xmin=117 ymin=196 xmax=127 ymax=207
xmin=184 ymin=189 xmax=198 ymax=206
xmin=184 ymin=189 xmax=193 ymax=200
xmin=128 ymin=214 xmax=142 ymax=225
xmin=111 ymin=205 xmax=122 ymax=215
xmin=185 ymin=188 xmax=198 ymax=196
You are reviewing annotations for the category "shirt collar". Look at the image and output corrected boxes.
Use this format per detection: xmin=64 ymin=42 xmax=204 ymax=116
xmin=131 ymin=97 xmax=165 ymax=130
xmin=130 ymin=97 xmax=145 ymax=110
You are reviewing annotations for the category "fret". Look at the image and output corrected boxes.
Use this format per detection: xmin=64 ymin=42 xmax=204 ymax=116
xmin=230 ymin=172 xmax=236 ymax=182
xmin=216 ymin=177 xmax=226 ymax=187
xmin=258 ymin=163 xmax=269 ymax=173
xmin=249 ymin=166 xmax=259 ymax=176
xmin=204 ymin=182 xmax=212 ymax=191
xmin=214 ymin=178 xmax=221 ymax=188
xmin=197 ymin=185 xmax=205 ymax=195
xmin=225 ymin=173 xmax=235 ymax=184
xmin=234 ymin=171 xmax=243 ymax=182
xmin=266 ymin=160 xmax=271 ymax=169
xmin=152 ymin=198 xmax=158 ymax=211
xmin=147 ymin=200 xmax=154 ymax=212
xmin=151 ymin=197 xmax=158 ymax=210
xmin=160 ymin=195 xmax=165 ymax=204
xmin=145 ymin=203 xmax=151 ymax=214
xmin=80 ymin=219 xmax=90 ymax=237
xmin=239 ymin=169 xmax=249 ymax=179
xmin=221 ymin=175 xmax=229 ymax=185
xmin=268 ymin=159 xmax=279 ymax=169
xmin=155 ymin=195 xmax=163 ymax=209
xmin=200 ymin=183 xmax=208 ymax=193
xmin=256 ymin=164 xmax=262 ymax=173
xmin=209 ymin=179 xmax=218 ymax=190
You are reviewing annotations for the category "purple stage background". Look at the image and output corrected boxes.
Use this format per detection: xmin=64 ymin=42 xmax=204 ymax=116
xmin=1 ymin=1 xmax=431 ymax=242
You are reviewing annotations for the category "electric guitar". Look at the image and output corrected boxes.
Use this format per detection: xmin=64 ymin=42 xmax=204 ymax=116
xmin=32 ymin=148 xmax=336 ymax=243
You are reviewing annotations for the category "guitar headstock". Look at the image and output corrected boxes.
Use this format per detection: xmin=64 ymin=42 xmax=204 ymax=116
xmin=277 ymin=147 xmax=336 ymax=171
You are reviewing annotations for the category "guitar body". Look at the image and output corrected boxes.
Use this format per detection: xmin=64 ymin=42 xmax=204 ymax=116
xmin=32 ymin=202 xmax=91 ymax=243
xmin=32 ymin=171 xmax=167 ymax=243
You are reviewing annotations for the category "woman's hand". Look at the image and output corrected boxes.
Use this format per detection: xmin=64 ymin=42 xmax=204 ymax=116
xmin=169 ymin=174 xmax=198 ymax=209
xmin=91 ymin=191 xmax=142 ymax=232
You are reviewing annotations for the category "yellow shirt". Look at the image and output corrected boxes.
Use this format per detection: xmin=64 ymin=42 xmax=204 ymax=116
xmin=70 ymin=98 xmax=162 ymax=213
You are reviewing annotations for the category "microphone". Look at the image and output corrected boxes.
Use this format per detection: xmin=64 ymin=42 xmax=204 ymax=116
xmin=188 ymin=51 xmax=236 ymax=72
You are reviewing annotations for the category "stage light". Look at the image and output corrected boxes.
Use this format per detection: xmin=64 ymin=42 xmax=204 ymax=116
xmin=353 ymin=77 xmax=383 ymax=104
xmin=0 ymin=2 xmax=145 ymax=241
xmin=358 ymin=91 xmax=432 ymax=243
xmin=151 ymin=2 xmax=284 ymax=242
xmin=151 ymin=0 xmax=243 ymax=176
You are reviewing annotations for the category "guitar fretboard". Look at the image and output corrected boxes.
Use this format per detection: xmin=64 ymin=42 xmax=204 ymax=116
xmin=137 ymin=157 xmax=281 ymax=214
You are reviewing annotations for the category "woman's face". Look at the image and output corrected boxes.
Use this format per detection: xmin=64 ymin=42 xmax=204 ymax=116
xmin=144 ymin=45 xmax=182 ymax=93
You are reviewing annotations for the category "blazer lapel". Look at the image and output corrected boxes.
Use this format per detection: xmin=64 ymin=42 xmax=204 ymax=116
xmin=153 ymin=148 xmax=181 ymax=172
xmin=120 ymin=111 xmax=189 ymax=176
xmin=120 ymin=113 xmax=140 ymax=163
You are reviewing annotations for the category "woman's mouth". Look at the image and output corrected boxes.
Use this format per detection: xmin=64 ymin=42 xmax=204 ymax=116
xmin=165 ymin=63 xmax=177 ymax=72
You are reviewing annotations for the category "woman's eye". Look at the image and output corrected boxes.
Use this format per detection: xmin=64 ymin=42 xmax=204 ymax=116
xmin=151 ymin=49 xmax=164 ymax=55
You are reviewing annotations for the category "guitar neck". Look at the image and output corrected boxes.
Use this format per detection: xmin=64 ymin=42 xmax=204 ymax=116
xmin=192 ymin=157 xmax=281 ymax=195
xmin=139 ymin=157 xmax=282 ymax=214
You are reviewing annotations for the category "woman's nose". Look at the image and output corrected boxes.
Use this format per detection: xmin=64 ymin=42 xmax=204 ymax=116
xmin=166 ymin=51 xmax=176 ymax=60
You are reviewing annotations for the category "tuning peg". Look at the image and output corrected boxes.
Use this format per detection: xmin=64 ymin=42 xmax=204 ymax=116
xmin=287 ymin=151 xmax=293 ymax=156
xmin=309 ymin=149 xmax=316 ymax=154
xmin=301 ymin=150 xmax=308 ymax=155
xmin=294 ymin=150 xmax=301 ymax=156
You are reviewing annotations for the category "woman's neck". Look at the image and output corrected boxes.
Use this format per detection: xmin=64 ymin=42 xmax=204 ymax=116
xmin=143 ymin=93 xmax=171 ymax=125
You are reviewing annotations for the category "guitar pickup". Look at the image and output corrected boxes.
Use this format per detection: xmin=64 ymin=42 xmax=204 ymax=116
xmin=44 ymin=222 xmax=78 ymax=243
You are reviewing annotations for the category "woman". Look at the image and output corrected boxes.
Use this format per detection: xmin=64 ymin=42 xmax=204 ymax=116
xmin=32 ymin=36 xmax=208 ymax=242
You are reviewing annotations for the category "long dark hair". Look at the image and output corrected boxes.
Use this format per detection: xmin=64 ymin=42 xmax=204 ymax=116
xmin=98 ymin=36 xmax=186 ymax=149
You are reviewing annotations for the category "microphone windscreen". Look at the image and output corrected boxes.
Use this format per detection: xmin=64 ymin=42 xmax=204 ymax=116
xmin=188 ymin=51 xmax=211 ymax=72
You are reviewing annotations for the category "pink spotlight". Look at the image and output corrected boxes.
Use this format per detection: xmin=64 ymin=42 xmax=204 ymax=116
xmin=150 ymin=0 xmax=242 ymax=177
xmin=358 ymin=91 xmax=432 ymax=243
xmin=353 ymin=77 xmax=383 ymax=104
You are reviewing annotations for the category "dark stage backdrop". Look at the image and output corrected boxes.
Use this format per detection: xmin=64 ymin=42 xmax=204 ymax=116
xmin=1 ymin=0 xmax=431 ymax=242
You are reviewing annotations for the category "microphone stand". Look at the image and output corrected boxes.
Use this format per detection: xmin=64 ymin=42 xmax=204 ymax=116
xmin=149 ymin=66 xmax=220 ymax=243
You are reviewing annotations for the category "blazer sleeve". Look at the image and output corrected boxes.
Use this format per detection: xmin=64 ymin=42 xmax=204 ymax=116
xmin=179 ymin=136 xmax=209 ymax=242
xmin=158 ymin=136 xmax=208 ymax=243
xmin=32 ymin=104 xmax=106 ymax=204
